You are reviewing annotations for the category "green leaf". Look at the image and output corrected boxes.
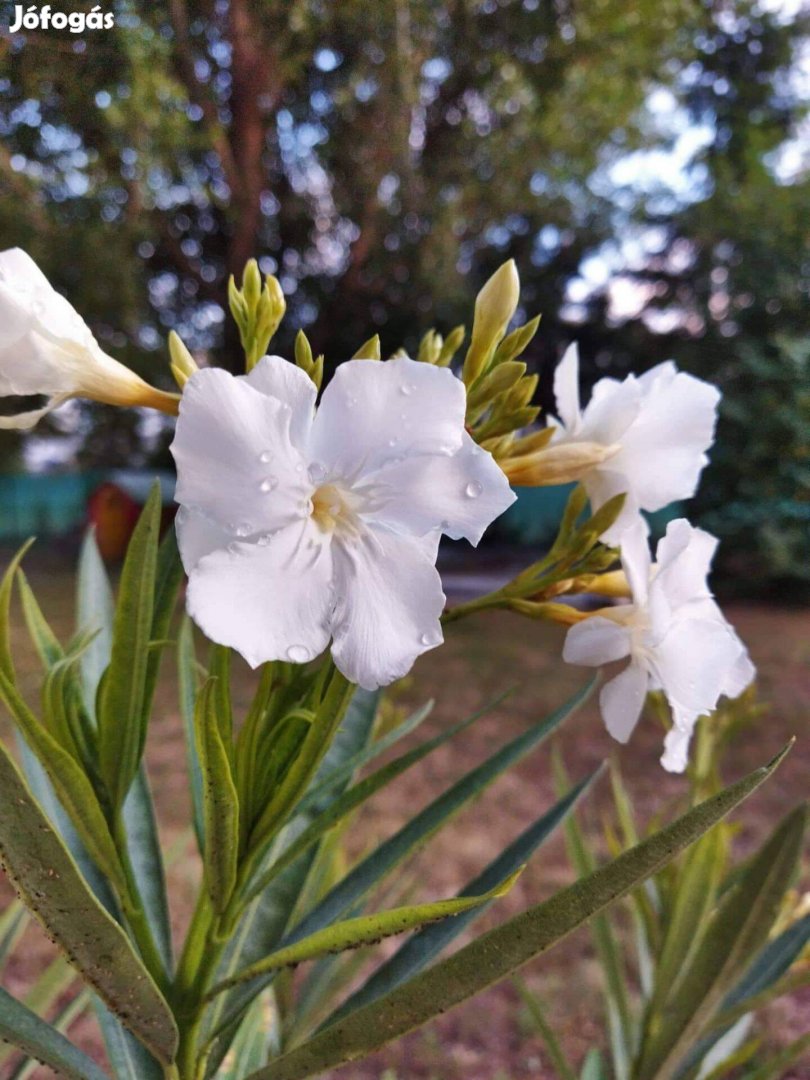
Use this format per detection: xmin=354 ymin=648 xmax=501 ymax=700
xmin=17 ymin=568 xmax=63 ymax=669
xmin=740 ymin=1032 xmax=810 ymax=1080
xmin=93 ymin=1000 xmax=163 ymax=1080
xmin=178 ymin=616 xmax=205 ymax=851
xmin=0 ymin=738 xmax=178 ymax=1064
xmin=248 ymin=747 xmax=789 ymax=1080
xmin=142 ymin=526 xmax=184 ymax=726
xmin=326 ymin=771 xmax=599 ymax=1026
xmin=196 ymin=678 xmax=240 ymax=914
xmin=580 ymin=1049 xmax=607 ymax=1080
xmin=515 ymin=980 xmax=577 ymax=1080
xmin=244 ymin=691 xmax=508 ymax=905
xmin=0 ymin=899 xmax=27 ymax=967
xmin=11 ymin=989 xmax=93 ymax=1080
xmin=0 ymin=986 xmax=108 ymax=1080
xmin=217 ymin=993 xmax=276 ymax=1077
xmin=123 ymin=768 xmax=174 ymax=973
xmin=0 ymin=951 xmax=77 ymax=1072
xmin=76 ymin=528 xmax=115 ymax=718
xmin=97 ymin=484 xmax=162 ymax=810
xmin=0 ymin=539 xmax=34 ymax=682
xmin=0 ymin=669 xmax=126 ymax=892
xmin=636 ymin=803 xmax=807 ymax=1080
xmin=210 ymin=872 xmax=522 ymax=998
xmin=214 ymin=682 xmax=592 ymax=1041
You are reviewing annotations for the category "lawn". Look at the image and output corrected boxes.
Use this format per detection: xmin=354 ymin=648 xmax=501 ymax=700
xmin=1 ymin=553 xmax=809 ymax=1079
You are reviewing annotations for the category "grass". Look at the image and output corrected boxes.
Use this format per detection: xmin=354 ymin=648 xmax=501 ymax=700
xmin=1 ymin=553 xmax=809 ymax=1078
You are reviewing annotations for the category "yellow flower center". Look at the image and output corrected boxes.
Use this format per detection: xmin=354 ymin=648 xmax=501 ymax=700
xmin=311 ymin=484 xmax=354 ymax=533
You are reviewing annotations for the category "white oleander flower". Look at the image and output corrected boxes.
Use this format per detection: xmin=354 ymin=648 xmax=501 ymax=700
xmin=171 ymin=355 xmax=515 ymax=690
xmin=562 ymin=519 xmax=755 ymax=771
xmin=547 ymin=344 xmax=720 ymax=543
xmin=0 ymin=248 xmax=177 ymax=429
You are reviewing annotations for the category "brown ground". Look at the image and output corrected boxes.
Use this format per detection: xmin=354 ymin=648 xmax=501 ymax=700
xmin=1 ymin=556 xmax=809 ymax=1079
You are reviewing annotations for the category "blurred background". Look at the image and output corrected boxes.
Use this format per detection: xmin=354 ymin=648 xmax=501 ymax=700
xmin=1 ymin=4 xmax=809 ymax=1077
xmin=0 ymin=0 xmax=808 ymax=586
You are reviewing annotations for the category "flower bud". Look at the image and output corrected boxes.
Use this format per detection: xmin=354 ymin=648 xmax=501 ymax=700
xmin=504 ymin=440 xmax=621 ymax=487
xmin=168 ymin=330 xmax=199 ymax=389
xmin=463 ymin=260 xmax=520 ymax=385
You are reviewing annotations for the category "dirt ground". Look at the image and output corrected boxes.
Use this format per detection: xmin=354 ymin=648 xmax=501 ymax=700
xmin=1 ymin=555 xmax=809 ymax=1079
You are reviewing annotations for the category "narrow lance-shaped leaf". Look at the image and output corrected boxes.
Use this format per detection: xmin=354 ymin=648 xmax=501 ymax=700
xmin=212 ymin=680 xmax=595 ymax=1040
xmin=0 ymin=669 xmax=126 ymax=893
xmin=97 ymin=484 xmax=161 ymax=810
xmin=0 ymin=539 xmax=34 ymax=682
xmin=178 ymin=615 xmax=205 ymax=851
xmin=17 ymin=568 xmax=63 ymax=669
xmin=92 ymin=1000 xmax=163 ymax=1080
xmin=247 ymin=746 xmax=790 ymax=1080
xmin=196 ymin=677 xmax=240 ymax=914
xmin=209 ymin=871 xmax=522 ymax=998
xmin=76 ymin=527 xmax=114 ymax=718
xmin=0 ymin=986 xmax=109 ymax=1080
xmin=0 ymin=738 xmax=178 ymax=1064
xmin=325 ymin=770 xmax=600 ymax=1027
xmin=635 ymin=802 xmax=807 ymax=1080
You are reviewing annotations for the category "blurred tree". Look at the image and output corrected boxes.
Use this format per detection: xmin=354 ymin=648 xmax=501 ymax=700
xmin=0 ymin=0 xmax=807 ymax=578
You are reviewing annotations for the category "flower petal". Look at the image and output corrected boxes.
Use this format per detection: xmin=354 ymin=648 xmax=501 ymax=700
xmin=175 ymin=507 xmax=232 ymax=571
xmin=552 ymin=343 xmax=582 ymax=433
xmin=661 ymin=724 xmax=693 ymax=773
xmin=618 ymin=520 xmax=653 ymax=606
xmin=366 ymin=432 xmax=515 ymax=545
xmin=563 ymin=615 xmax=631 ymax=667
xmin=0 ymin=248 xmax=97 ymax=354
xmin=186 ymin=519 xmax=333 ymax=669
xmin=171 ymin=367 xmax=310 ymax=535
xmin=0 ymin=394 xmax=71 ymax=430
xmin=650 ymin=616 xmax=744 ymax=729
xmin=329 ymin=525 xmax=446 ymax=690
xmin=309 ymin=357 xmax=466 ymax=483
xmin=599 ymin=661 xmax=649 ymax=743
xmin=244 ymin=355 xmax=317 ymax=451
xmin=582 ymin=467 xmax=646 ymax=545
xmin=653 ymin=519 xmax=716 ymax=608
xmin=606 ymin=368 xmax=719 ymax=510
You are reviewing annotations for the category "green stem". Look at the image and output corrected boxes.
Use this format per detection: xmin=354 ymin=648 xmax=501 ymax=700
xmin=441 ymin=591 xmax=507 ymax=625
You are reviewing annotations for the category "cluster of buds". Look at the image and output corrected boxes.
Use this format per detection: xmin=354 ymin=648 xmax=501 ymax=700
xmin=227 ymin=259 xmax=286 ymax=372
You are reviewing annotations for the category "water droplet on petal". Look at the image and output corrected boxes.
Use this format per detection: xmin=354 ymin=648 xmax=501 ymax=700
xmin=388 ymin=437 xmax=398 ymax=447
xmin=399 ymin=382 xmax=414 ymax=396
xmin=420 ymin=631 xmax=439 ymax=646
xmin=465 ymin=481 xmax=483 ymax=499
xmin=308 ymin=462 xmax=327 ymax=483
xmin=346 ymin=395 xmax=357 ymax=409
xmin=175 ymin=506 xmax=189 ymax=525
xmin=257 ymin=533 xmax=272 ymax=546
xmin=235 ymin=522 xmax=252 ymax=537
xmin=259 ymin=477 xmax=277 ymax=493
xmin=287 ymin=644 xmax=311 ymax=663
xmin=258 ymin=450 xmax=272 ymax=464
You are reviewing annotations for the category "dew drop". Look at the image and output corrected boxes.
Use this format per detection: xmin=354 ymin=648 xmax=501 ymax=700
xmin=258 ymin=450 xmax=272 ymax=464
xmin=420 ymin=632 xmax=438 ymax=646
xmin=259 ymin=477 xmax=277 ymax=494
xmin=388 ymin=437 xmax=398 ymax=448
xmin=257 ymin=533 xmax=272 ymax=546
xmin=287 ymin=644 xmax=311 ymax=663
xmin=464 ymin=481 xmax=483 ymax=499
xmin=235 ymin=522 xmax=252 ymax=537
xmin=308 ymin=462 xmax=327 ymax=483
xmin=175 ymin=506 xmax=188 ymax=525
xmin=399 ymin=382 xmax=414 ymax=396
xmin=346 ymin=395 xmax=357 ymax=409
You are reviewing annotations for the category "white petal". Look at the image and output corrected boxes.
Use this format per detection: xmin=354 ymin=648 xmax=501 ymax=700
xmin=599 ymin=662 xmax=649 ymax=743
xmin=243 ymin=355 xmax=316 ymax=451
xmin=661 ymin=724 xmax=693 ymax=773
xmin=618 ymin=519 xmax=652 ymax=605
xmin=653 ymin=520 xmax=717 ymax=609
xmin=175 ymin=507 xmax=232 ymax=571
xmin=581 ymin=467 xmax=647 ymax=545
xmin=650 ymin=616 xmax=744 ymax=729
xmin=578 ymin=373 xmax=642 ymax=446
xmin=186 ymin=519 xmax=333 ymax=668
xmin=606 ymin=369 xmax=719 ymax=510
xmin=0 ymin=248 xmax=97 ymax=354
xmin=329 ymin=525 xmax=446 ymax=690
xmin=310 ymin=357 xmax=466 ymax=483
xmin=367 ymin=432 xmax=515 ymax=545
xmin=563 ymin=615 xmax=632 ymax=667
xmin=553 ymin=343 xmax=582 ymax=432
xmin=722 ymin=649 xmax=756 ymax=700
xmin=171 ymin=367 xmax=310 ymax=535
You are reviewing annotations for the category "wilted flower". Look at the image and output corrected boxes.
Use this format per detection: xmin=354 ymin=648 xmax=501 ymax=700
xmin=505 ymin=344 xmax=720 ymax=543
xmin=562 ymin=519 xmax=755 ymax=771
xmin=0 ymin=248 xmax=178 ymax=429
xmin=171 ymin=355 xmax=515 ymax=689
